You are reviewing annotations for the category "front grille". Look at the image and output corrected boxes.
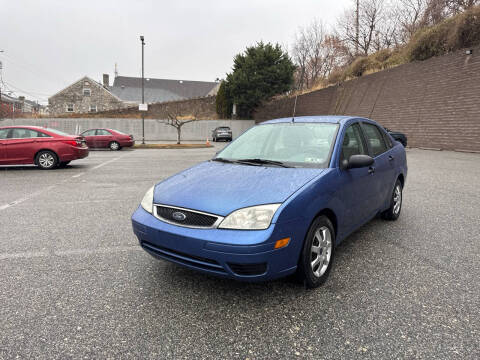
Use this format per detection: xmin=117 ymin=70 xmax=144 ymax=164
xmin=228 ymin=262 xmax=268 ymax=276
xmin=155 ymin=205 xmax=218 ymax=228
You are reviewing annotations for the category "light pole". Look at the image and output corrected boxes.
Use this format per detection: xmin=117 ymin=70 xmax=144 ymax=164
xmin=140 ymin=35 xmax=145 ymax=144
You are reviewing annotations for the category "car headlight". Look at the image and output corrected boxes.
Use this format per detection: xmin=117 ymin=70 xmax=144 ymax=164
xmin=218 ymin=204 xmax=281 ymax=230
xmin=141 ymin=186 xmax=155 ymax=214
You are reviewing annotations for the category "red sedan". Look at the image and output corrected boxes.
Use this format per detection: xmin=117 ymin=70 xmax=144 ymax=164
xmin=80 ymin=128 xmax=134 ymax=150
xmin=0 ymin=126 xmax=89 ymax=169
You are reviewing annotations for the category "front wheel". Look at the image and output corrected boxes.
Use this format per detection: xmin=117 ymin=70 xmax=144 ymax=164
xmin=297 ymin=216 xmax=335 ymax=288
xmin=36 ymin=151 xmax=58 ymax=170
xmin=109 ymin=141 xmax=120 ymax=151
xmin=382 ymin=179 xmax=403 ymax=220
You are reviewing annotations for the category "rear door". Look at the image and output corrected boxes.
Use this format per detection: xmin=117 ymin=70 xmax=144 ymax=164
xmin=4 ymin=128 xmax=39 ymax=164
xmin=81 ymin=129 xmax=97 ymax=148
xmin=336 ymin=122 xmax=378 ymax=228
xmin=95 ymin=129 xmax=114 ymax=148
xmin=360 ymin=122 xmax=396 ymax=211
xmin=0 ymin=128 xmax=10 ymax=164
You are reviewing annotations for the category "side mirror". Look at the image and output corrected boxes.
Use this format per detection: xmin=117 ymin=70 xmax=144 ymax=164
xmin=342 ymin=154 xmax=374 ymax=170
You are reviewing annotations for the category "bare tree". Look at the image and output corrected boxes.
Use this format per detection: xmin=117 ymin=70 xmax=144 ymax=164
xmin=391 ymin=0 xmax=428 ymax=43
xmin=292 ymin=20 xmax=344 ymax=90
xmin=157 ymin=101 xmax=201 ymax=144
xmin=337 ymin=0 xmax=392 ymax=56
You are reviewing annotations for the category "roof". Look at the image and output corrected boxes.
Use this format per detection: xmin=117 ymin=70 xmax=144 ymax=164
xmin=49 ymin=76 xmax=122 ymax=101
xmin=110 ymin=76 xmax=219 ymax=104
xmin=262 ymin=116 xmax=364 ymax=124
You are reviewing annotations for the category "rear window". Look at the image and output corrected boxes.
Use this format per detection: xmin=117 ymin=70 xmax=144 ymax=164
xmin=44 ymin=128 xmax=70 ymax=136
xmin=218 ymin=127 xmax=230 ymax=130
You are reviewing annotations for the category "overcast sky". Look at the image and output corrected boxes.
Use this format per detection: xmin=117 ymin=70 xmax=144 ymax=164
xmin=0 ymin=0 xmax=350 ymax=104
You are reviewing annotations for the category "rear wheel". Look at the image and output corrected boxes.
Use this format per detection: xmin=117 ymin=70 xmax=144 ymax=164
xmin=109 ymin=141 xmax=120 ymax=151
xmin=382 ymin=179 xmax=403 ymax=220
xmin=36 ymin=151 xmax=58 ymax=170
xmin=297 ymin=216 xmax=335 ymax=288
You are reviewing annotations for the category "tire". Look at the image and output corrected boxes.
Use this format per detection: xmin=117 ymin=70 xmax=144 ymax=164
xmin=297 ymin=215 xmax=335 ymax=288
xmin=58 ymin=161 xmax=71 ymax=168
xmin=213 ymin=137 xmax=217 ymax=142
xmin=36 ymin=150 xmax=58 ymax=170
xmin=382 ymin=179 xmax=403 ymax=221
xmin=109 ymin=141 xmax=120 ymax=151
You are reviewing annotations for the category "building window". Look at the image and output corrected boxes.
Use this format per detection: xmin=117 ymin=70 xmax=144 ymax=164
xmin=90 ymin=105 xmax=97 ymax=112
xmin=84 ymin=81 xmax=90 ymax=86
xmin=83 ymin=88 xmax=91 ymax=96
xmin=66 ymin=104 xmax=74 ymax=112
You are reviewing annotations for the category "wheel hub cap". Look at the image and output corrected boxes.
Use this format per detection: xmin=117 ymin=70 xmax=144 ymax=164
xmin=39 ymin=154 xmax=54 ymax=168
xmin=310 ymin=226 xmax=332 ymax=278
xmin=393 ymin=185 xmax=402 ymax=214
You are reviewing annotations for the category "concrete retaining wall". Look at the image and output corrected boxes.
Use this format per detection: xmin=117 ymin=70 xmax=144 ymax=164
xmin=0 ymin=118 xmax=255 ymax=141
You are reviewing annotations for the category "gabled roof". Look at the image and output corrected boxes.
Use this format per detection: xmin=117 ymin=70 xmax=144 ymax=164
xmin=110 ymin=76 xmax=219 ymax=104
xmin=49 ymin=76 xmax=122 ymax=101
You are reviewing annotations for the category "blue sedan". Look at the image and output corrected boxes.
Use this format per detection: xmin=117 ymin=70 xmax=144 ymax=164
xmin=132 ymin=116 xmax=407 ymax=288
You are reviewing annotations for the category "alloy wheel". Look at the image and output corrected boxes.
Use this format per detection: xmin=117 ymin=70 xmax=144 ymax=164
xmin=393 ymin=185 xmax=402 ymax=214
xmin=310 ymin=226 xmax=332 ymax=278
xmin=39 ymin=153 xmax=55 ymax=168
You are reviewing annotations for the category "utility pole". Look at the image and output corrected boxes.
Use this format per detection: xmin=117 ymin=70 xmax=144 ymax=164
xmin=355 ymin=0 xmax=359 ymax=56
xmin=140 ymin=36 xmax=145 ymax=144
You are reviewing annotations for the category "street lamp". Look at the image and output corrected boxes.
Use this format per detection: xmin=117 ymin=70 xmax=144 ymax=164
xmin=140 ymin=36 xmax=145 ymax=144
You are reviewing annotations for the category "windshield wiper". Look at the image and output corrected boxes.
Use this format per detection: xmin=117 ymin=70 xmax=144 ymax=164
xmin=235 ymin=158 xmax=292 ymax=168
xmin=211 ymin=157 xmax=237 ymax=164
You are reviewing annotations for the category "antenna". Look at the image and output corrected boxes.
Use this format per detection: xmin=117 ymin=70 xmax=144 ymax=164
xmin=292 ymin=92 xmax=298 ymax=122
xmin=114 ymin=63 xmax=118 ymax=78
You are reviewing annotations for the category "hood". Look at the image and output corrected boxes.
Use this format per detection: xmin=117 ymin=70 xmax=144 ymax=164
xmin=153 ymin=161 xmax=324 ymax=216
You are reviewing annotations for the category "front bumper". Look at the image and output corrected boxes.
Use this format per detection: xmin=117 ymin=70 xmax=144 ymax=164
xmin=131 ymin=206 xmax=303 ymax=281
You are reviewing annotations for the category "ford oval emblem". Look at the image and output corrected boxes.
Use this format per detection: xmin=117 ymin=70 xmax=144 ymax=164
xmin=172 ymin=211 xmax=187 ymax=221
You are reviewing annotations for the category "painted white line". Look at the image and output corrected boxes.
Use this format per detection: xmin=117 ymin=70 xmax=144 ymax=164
xmin=0 ymin=251 xmax=50 ymax=260
xmin=0 ymin=245 xmax=141 ymax=261
xmin=0 ymin=185 xmax=55 ymax=211
xmin=0 ymin=152 xmax=132 ymax=211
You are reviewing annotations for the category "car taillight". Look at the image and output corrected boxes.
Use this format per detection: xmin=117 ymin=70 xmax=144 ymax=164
xmin=63 ymin=140 xmax=77 ymax=146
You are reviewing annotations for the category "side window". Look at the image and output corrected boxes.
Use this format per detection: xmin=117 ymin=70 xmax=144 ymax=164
xmin=0 ymin=129 xmax=9 ymax=139
xmin=341 ymin=123 xmax=367 ymax=162
xmin=35 ymin=131 xmax=50 ymax=138
xmin=96 ymin=129 xmax=111 ymax=135
xmin=380 ymin=128 xmax=393 ymax=148
xmin=10 ymin=128 xmax=39 ymax=139
xmin=82 ymin=130 xmax=96 ymax=136
xmin=362 ymin=123 xmax=388 ymax=157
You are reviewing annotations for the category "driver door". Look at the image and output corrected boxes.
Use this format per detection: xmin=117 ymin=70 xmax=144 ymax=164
xmin=336 ymin=123 xmax=378 ymax=232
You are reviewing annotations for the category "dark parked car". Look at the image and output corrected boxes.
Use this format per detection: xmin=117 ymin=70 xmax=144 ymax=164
xmin=0 ymin=126 xmax=88 ymax=169
xmin=132 ymin=116 xmax=407 ymax=288
xmin=80 ymin=128 xmax=134 ymax=150
xmin=386 ymin=129 xmax=407 ymax=147
xmin=212 ymin=126 xmax=232 ymax=142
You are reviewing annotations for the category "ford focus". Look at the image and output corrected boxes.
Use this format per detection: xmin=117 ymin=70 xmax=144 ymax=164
xmin=132 ymin=116 xmax=407 ymax=288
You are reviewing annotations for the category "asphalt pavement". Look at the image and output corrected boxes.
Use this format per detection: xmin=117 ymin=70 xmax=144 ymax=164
xmin=0 ymin=146 xmax=479 ymax=359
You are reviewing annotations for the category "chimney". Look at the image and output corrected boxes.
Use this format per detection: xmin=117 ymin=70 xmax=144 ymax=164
xmin=103 ymin=74 xmax=109 ymax=88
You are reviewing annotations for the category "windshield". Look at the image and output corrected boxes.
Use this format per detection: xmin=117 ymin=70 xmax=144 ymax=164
xmin=216 ymin=122 xmax=338 ymax=168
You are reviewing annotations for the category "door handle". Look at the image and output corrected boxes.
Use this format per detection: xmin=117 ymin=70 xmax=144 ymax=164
xmin=368 ymin=166 xmax=375 ymax=174
xmin=388 ymin=155 xmax=394 ymax=161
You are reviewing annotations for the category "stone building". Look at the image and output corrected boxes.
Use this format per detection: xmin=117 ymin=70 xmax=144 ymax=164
xmin=48 ymin=76 xmax=125 ymax=116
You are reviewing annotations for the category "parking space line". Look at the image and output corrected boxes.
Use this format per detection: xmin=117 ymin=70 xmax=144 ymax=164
xmin=0 ymin=245 xmax=141 ymax=261
xmin=0 ymin=152 xmax=132 ymax=211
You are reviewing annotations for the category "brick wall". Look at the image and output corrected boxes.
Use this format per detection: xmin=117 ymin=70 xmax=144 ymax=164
xmin=254 ymin=46 xmax=480 ymax=152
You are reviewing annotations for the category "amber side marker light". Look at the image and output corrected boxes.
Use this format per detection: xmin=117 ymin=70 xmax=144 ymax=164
xmin=274 ymin=238 xmax=290 ymax=249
